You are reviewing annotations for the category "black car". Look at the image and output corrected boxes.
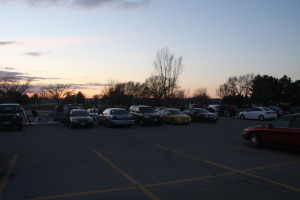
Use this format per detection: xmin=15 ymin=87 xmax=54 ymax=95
xmin=183 ymin=108 xmax=218 ymax=123
xmin=0 ymin=103 xmax=23 ymax=130
xmin=128 ymin=105 xmax=162 ymax=126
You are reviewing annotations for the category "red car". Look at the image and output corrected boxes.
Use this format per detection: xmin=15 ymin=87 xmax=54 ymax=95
xmin=242 ymin=114 xmax=300 ymax=149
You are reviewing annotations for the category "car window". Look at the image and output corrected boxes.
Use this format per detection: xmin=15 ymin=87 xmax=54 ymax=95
xmin=291 ymin=117 xmax=300 ymax=129
xmin=183 ymin=109 xmax=190 ymax=113
xmin=139 ymin=107 xmax=155 ymax=113
xmin=71 ymin=110 xmax=89 ymax=117
xmin=0 ymin=105 xmax=20 ymax=114
xmin=270 ymin=117 xmax=292 ymax=128
xmin=195 ymin=108 xmax=209 ymax=114
xmin=111 ymin=109 xmax=128 ymax=115
xmin=169 ymin=109 xmax=182 ymax=115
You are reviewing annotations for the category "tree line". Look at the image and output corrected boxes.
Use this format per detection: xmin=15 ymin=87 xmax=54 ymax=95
xmin=217 ymin=74 xmax=300 ymax=108
xmin=1 ymin=47 xmax=299 ymax=108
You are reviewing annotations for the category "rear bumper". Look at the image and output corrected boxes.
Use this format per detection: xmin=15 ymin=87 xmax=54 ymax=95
xmin=111 ymin=120 xmax=135 ymax=126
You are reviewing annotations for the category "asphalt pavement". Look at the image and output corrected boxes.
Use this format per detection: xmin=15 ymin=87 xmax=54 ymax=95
xmin=1 ymin=119 xmax=300 ymax=200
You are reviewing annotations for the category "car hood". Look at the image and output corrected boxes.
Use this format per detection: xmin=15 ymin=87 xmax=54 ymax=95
xmin=70 ymin=116 xmax=92 ymax=120
xmin=244 ymin=125 xmax=265 ymax=131
xmin=144 ymin=113 xmax=160 ymax=117
xmin=171 ymin=114 xmax=190 ymax=118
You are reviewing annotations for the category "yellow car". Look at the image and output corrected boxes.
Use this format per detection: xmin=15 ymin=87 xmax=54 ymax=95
xmin=160 ymin=108 xmax=191 ymax=125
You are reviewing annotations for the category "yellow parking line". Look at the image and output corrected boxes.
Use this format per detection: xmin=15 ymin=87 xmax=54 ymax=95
xmin=243 ymin=161 xmax=300 ymax=172
xmin=156 ymin=144 xmax=300 ymax=193
xmin=28 ymin=186 xmax=137 ymax=200
xmin=0 ymin=154 xmax=19 ymax=197
xmin=207 ymin=142 xmax=300 ymax=161
xmin=143 ymin=171 xmax=236 ymax=188
xmin=92 ymin=149 xmax=160 ymax=200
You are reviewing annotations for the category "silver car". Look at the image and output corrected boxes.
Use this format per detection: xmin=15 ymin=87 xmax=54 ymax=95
xmin=239 ymin=107 xmax=277 ymax=121
xmin=98 ymin=108 xmax=135 ymax=128
xmin=69 ymin=109 xmax=94 ymax=128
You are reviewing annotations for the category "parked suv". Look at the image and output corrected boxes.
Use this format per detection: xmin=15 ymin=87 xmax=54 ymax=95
xmin=129 ymin=105 xmax=162 ymax=126
xmin=0 ymin=103 xmax=24 ymax=130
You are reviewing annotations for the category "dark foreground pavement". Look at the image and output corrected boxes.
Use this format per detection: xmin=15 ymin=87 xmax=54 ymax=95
xmin=1 ymin=119 xmax=300 ymax=200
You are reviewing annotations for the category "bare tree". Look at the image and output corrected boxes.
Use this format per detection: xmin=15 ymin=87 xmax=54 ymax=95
xmin=193 ymin=87 xmax=210 ymax=105
xmin=216 ymin=74 xmax=255 ymax=98
xmin=152 ymin=47 xmax=184 ymax=105
xmin=0 ymin=72 xmax=32 ymax=102
xmin=40 ymin=83 xmax=73 ymax=104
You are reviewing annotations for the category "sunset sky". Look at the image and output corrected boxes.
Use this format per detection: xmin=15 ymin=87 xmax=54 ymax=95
xmin=1 ymin=0 xmax=299 ymax=98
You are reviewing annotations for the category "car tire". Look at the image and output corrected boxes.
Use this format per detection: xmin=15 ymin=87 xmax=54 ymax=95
xmin=139 ymin=118 xmax=144 ymax=126
xmin=249 ymin=133 xmax=261 ymax=148
xmin=240 ymin=114 xmax=245 ymax=120
xmin=170 ymin=118 xmax=175 ymax=125
xmin=258 ymin=115 xmax=265 ymax=121
xmin=17 ymin=124 xmax=23 ymax=131
xmin=106 ymin=120 xmax=111 ymax=128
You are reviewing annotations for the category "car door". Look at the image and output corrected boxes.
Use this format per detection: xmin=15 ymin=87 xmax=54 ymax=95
xmin=251 ymin=108 xmax=262 ymax=119
xmin=260 ymin=116 xmax=294 ymax=146
xmin=245 ymin=108 xmax=255 ymax=119
xmin=288 ymin=116 xmax=300 ymax=148
xmin=163 ymin=110 xmax=171 ymax=123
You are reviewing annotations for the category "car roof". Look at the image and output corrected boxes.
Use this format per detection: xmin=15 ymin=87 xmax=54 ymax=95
xmin=0 ymin=103 xmax=20 ymax=106
xmin=71 ymin=109 xmax=87 ymax=112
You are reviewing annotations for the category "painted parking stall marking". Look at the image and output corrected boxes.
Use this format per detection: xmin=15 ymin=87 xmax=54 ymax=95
xmin=0 ymin=154 xmax=19 ymax=198
xmin=155 ymin=144 xmax=300 ymax=193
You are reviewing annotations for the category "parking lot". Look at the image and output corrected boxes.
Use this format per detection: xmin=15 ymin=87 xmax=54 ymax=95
xmin=1 ymin=119 xmax=300 ymax=200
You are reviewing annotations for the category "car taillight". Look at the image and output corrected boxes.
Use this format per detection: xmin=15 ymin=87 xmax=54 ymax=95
xmin=266 ymin=112 xmax=274 ymax=114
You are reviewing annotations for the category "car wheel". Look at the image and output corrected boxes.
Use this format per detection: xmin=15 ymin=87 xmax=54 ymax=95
xmin=240 ymin=114 xmax=245 ymax=120
xmin=17 ymin=124 xmax=23 ymax=131
xmin=258 ymin=115 xmax=265 ymax=121
xmin=249 ymin=133 xmax=261 ymax=148
xmin=106 ymin=120 xmax=111 ymax=128
xmin=170 ymin=118 xmax=175 ymax=125
xmin=139 ymin=118 xmax=144 ymax=126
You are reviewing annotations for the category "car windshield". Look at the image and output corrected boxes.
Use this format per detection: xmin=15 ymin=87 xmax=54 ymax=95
xmin=262 ymin=107 xmax=273 ymax=111
xmin=195 ymin=108 xmax=210 ymax=113
xmin=89 ymin=109 xmax=98 ymax=113
xmin=71 ymin=110 xmax=89 ymax=117
xmin=269 ymin=106 xmax=282 ymax=112
xmin=0 ymin=105 xmax=20 ymax=114
xmin=169 ymin=109 xmax=182 ymax=115
xmin=139 ymin=107 xmax=155 ymax=113
xmin=111 ymin=109 xmax=128 ymax=115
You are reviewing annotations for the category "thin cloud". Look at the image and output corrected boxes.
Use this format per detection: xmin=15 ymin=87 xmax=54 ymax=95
xmin=0 ymin=0 xmax=149 ymax=10
xmin=71 ymin=82 xmax=109 ymax=90
xmin=0 ymin=41 xmax=22 ymax=46
xmin=24 ymin=51 xmax=49 ymax=57
xmin=0 ymin=68 xmax=60 ymax=81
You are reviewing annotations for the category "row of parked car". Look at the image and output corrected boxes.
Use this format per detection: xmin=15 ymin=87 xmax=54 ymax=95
xmin=68 ymin=105 xmax=219 ymax=129
xmin=239 ymin=106 xmax=290 ymax=121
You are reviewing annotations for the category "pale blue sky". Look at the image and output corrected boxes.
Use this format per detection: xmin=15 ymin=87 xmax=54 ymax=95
xmin=0 ymin=0 xmax=299 ymax=97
